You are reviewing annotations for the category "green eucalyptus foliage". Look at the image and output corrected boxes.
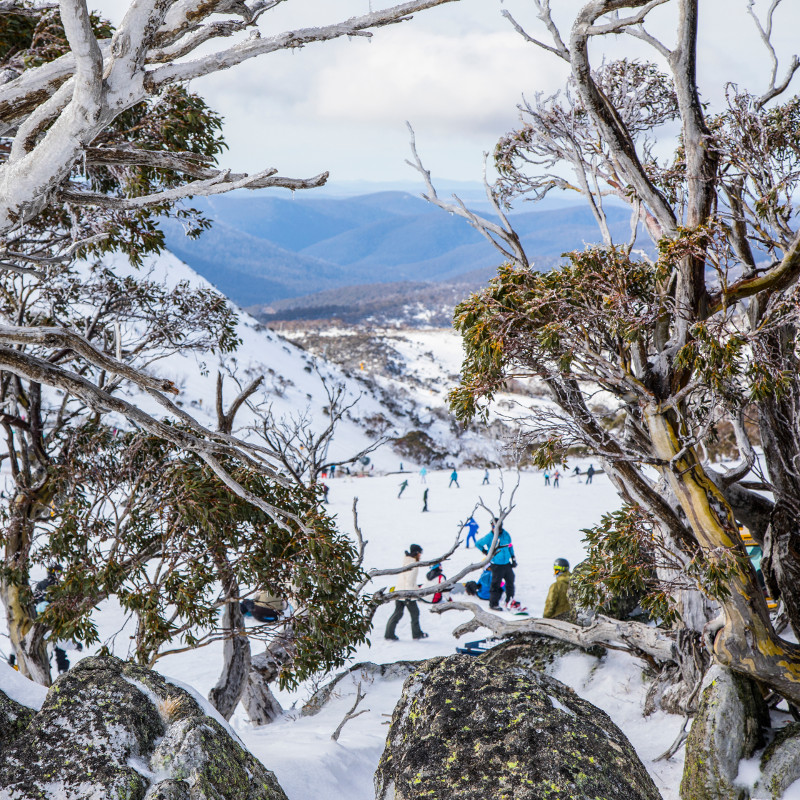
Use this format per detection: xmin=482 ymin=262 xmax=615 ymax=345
xmin=24 ymin=425 xmax=370 ymax=689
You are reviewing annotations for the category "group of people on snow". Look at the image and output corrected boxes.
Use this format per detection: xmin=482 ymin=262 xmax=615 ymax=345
xmin=384 ymin=513 xmax=574 ymax=640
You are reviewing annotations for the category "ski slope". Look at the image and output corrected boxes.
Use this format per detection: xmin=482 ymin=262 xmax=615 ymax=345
xmin=36 ymin=467 xmax=684 ymax=800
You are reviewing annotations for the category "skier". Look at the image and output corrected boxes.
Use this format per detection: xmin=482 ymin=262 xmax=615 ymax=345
xmin=573 ymin=465 xmax=581 ymax=482
xmin=329 ymin=464 xmax=336 ymax=478
xmin=553 ymin=469 xmax=560 ymax=488
xmin=476 ymin=520 xmax=519 ymax=611
xmin=398 ymin=479 xmax=409 ymax=498
xmin=449 ymin=468 xmax=460 ymax=488
xmin=420 ymin=466 xmax=428 ymax=483
xmin=385 ymin=544 xmax=429 ymax=640
xmin=586 ymin=464 xmax=595 ymax=485
xmin=482 ymin=468 xmax=490 ymax=485
xmin=543 ymin=558 xmax=572 ymax=619
xmin=543 ymin=470 xmax=550 ymax=486
xmin=422 ymin=488 xmax=429 ymax=512
xmin=321 ymin=482 xmax=330 ymax=503
xmin=463 ymin=516 xmax=479 ymax=548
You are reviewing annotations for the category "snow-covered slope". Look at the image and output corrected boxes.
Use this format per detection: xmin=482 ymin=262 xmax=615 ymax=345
xmin=56 ymin=467 xmax=683 ymax=800
xmin=105 ymin=251 xmax=513 ymax=469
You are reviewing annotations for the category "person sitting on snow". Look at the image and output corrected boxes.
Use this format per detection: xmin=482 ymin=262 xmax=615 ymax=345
xmin=241 ymin=590 xmax=288 ymax=623
xmin=543 ymin=558 xmax=572 ymax=619
xmin=465 ymin=568 xmax=494 ymax=601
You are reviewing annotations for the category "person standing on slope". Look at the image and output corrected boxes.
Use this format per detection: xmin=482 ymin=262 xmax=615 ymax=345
xmin=449 ymin=468 xmax=460 ymax=488
xmin=543 ymin=470 xmax=550 ymax=486
xmin=385 ymin=544 xmax=429 ymax=640
xmin=476 ymin=520 xmax=517 ymax=611
xmin=422 ymin=488 xmax=429 ymax=512
xmin=586 ymin=464 xmax=595 ymax=485
xmin=482 ymin=468 xmax=490 ymax=485
xmin=543 ymin=559 xmax=572 ymax=619
xmin=420 ymin=466 xmax=428 ymax=484
xmin=552 ymin=469 xmax=560 ymax=488
xmin=463 ymin=516 xmax=480 ymax=549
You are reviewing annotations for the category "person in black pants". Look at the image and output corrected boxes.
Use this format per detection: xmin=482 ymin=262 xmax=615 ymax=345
xmin=476 ymin=522 xmax=518 ymax=610
xmin=385 ymin=544 xmax=429 ymax=640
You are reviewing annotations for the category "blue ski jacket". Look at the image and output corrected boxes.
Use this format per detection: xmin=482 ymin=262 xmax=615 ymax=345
xmin=476 ymin=528 xmax=515 ymax=565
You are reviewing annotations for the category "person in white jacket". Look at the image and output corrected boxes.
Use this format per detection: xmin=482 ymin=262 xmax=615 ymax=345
xmin=385 ymin=544 xmax=429 ymax=640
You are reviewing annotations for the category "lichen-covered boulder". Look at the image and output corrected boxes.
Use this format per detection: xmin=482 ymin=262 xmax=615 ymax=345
xmin=374 ymin=655 xmax=662 ymax=800
xmin=0 ymin=655 xmax=288 ymax=800
xmin=0 ymin=689 xmax=35 ymax=755
xmin=755 ymin=722 xmax=800 ymax=799
xmin=680 ymin=664 xmax=769 ymax=800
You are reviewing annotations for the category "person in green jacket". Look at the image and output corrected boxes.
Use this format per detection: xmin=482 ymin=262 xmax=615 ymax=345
xmin=543 ymin=558 xmax=572 ymax=619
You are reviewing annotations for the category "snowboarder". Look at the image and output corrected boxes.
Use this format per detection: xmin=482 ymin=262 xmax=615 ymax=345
xmin=449 ymin=468 xmax=460 ymax=488
xmin=586 ymin=464 xmax=595 ymax=484
xmin=482 ymin=468 xmax=490 ymax=485
xmin=463 ymin=516 xmax=479 ymax=548
xmin=385 ymin=544 xmax=428 ymax=640
xmin=476 ymin=520 xmax=517 ymax=611
xmin=422 ymin=488 xmax=429 ymax=512
xmin=543 ymin=470 xmax=550 ymax=486
xmin=553 ymin=470 xmax=560 ymax=488
xmin=398 ymin=479 xmax=409 ymax=498
xmin=420 ymin=466 xmax=427 ymax=483
xmin=543 ymin=558 xmax=572 ymax=619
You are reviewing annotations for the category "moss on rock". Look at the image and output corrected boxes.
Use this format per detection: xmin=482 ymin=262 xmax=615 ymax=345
xmin=756 ymin=722 xmax=800 ymax=799
xmin=0 ymin=656 xmax=288 ymax=800
xmin=375 ymin=655 xmax=662 ymax=800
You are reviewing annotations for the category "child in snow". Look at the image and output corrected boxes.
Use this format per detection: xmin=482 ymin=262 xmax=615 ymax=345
xmin=463 ymin=516 xmax=480 ymax=548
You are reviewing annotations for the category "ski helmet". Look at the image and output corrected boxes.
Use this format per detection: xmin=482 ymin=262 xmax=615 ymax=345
xmin=553 ymin=558 xmax=570 ymax=573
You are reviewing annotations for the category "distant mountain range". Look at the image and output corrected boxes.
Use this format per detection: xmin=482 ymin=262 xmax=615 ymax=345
xmin=162 ymin=192 xmax=648 ymax=311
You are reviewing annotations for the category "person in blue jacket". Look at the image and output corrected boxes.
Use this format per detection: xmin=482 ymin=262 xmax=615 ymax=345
xmin=465 ymin=569 xmax=493 ymax=601
xmin=476 ymin=519 xmax=516 ymax=610
xmin=463 ymin=516 xmax=480 ymax=548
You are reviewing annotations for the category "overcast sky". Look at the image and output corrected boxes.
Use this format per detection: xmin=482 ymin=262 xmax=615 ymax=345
xmin=94 ymin=1 xmax=799 ymax=194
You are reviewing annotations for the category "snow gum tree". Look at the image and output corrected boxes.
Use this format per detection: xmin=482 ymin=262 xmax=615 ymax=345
xmin=417 ymin=0 xmax=800 ymax=709
xmin=0 ymin=0 xmax=461 ymax=520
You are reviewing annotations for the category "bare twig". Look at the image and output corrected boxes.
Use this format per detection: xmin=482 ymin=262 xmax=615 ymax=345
xmin=331 ymin=682 xmax=370 ymax=741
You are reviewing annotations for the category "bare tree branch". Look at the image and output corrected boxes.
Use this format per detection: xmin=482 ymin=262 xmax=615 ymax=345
xmin=430 ymin=602 xmax=676 ymax=663
xmin=406 ymin=123 xmax=529 ymax=268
